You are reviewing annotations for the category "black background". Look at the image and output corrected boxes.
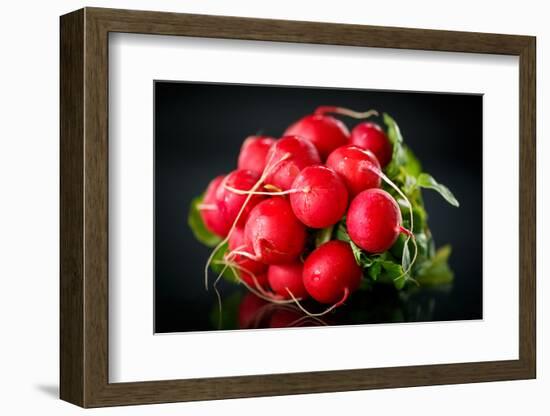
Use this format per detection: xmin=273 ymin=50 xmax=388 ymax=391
xmin=154 ymin=81 xmax=482 ymax=333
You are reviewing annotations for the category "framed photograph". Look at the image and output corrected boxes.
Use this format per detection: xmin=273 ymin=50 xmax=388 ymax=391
xmin=60 ymin=7 xmax=536 ymax=408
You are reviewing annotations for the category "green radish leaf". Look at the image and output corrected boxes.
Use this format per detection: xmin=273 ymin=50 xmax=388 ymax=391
xmin=315 ymin=225 xmax=334 ymax=247
xmin=335 ymin=221 xmax=350 ymax=242
xmin=384 ymin=113 xmax=404 ymax=147
xmin=349 ymin=240 xmax=369 ymax=266
xmin=416 ymin=245 xmax=454 ymax=286
xmin=393 ymin=275 xmax=408 ymax=290
xmin=383 ymin=114 xmax=425 ymax=182
xmin=188 ymin=195 xmax=222 ymax=247
xmin=379 ymin=260 xmax=401 ymax=278
xmin=404 ymin=147 xmax=423 ymax=176
xmin=416 ymin=173 xmax=460 ymax=207
xmin=383 ymin=113 xmax=407 ymax=178
xmin=368 ymin=261 xmax=382 ymax=281
xmin=209 ymin=243 xmax=238 ymax=283
xmin=403 ymin=174 xmax=417 ymax=194
xmin=414 ymin=231 xmax=431 ymax=258
xmin=378 ymin=261 xmax=407 ymax=290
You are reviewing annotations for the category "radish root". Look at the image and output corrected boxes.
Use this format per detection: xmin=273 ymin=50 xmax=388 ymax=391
xmin=286 ymin=287 xmax=350 ymax=317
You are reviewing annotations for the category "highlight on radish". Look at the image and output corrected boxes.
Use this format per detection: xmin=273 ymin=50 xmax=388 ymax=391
xmin=188 ymin=105 xmax=460 ymax=327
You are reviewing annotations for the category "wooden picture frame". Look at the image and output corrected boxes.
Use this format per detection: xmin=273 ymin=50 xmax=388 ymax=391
xmin=60 ymin=7 xmax=536 ymax=408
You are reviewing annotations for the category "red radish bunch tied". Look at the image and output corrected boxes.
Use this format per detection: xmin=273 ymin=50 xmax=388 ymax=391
xmin=189 ymin=106 xmax=460 ymax=317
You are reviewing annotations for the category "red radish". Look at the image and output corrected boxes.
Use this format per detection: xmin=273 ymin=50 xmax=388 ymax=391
xmin=264 ymin=135 xmax=320 ymax=191
xmin=267 ymin=262 xmax=308 ymax=299
xmin=228 ymin=227 xmax=268 ymax=288
xmin=326 ymin=144 xmax=381 ymax=197
xmin=284 ymin=114 xmax=349 ymax=159
xmin=302 ymin=240 xmax=362 ymax=304
xmin=351 ymin=122 xmax=392 ymax=167
xmin=238 ymin=293 xmax=268 ymax=329
xmin=199 ymin=175 xmax=230 ymax=237
xmin=244 ymin=197 xmax=307 ymax=264
xmin=237 ymin=135 xmax=277 ymax=174
xmin=289 ymin=165 xmax=348 ymax=228
xmin=347 ymin=188 xmax=403 ymax=253
xmin=216 ymin=169 xmax=265 ymax=227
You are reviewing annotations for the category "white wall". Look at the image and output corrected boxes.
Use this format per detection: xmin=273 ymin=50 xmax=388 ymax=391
xmin=0 ymin=0 xmax=545 ymax=414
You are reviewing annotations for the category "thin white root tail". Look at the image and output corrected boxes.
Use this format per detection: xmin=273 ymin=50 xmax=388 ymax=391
xmin=223 ymin=184 xmax=301 ymax=196
xmin=286 ymin=287 xmax=349 ymax=317
xmin=228 ymin=249 xmax=258 ymax=262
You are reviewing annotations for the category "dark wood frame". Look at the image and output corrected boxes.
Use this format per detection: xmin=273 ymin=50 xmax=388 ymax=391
xmin=60 ymin=7 xmax=536 ymax=408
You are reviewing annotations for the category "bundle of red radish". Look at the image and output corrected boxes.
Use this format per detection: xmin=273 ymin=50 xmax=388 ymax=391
xmin=189 ymin=106 xmax=459 ymax=317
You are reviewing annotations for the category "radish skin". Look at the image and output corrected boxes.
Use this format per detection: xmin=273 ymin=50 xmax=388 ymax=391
xmin=267 ymin=262 xmax=308 ymax=300
xmin=284 ymin=114 xmax=349 ymax=159
xmin=347 ymin=188 xmax=402 ymax=253
xmin=289 ymin=165 xmax=349 ymax=228
xmin=199 ymin=175 xmax=230 ymax=237
xmin=264 ymin=135 xmax=321 ymax=191
xmin=302 ymin=240 xmax=362 ymax=304
xmin=351 ymin=122 xmax=393 ymax=168
xmin=244 ymin=197 xmax=307 ymax=265
xmin=216 ymin=169 xmax=265 ymax=227
xmin=204 ymin=150 xmax=292 ymax=290
xmin=326 ymin=145 xmax=382 ymax=196
xmin=238 ymin=136 xmax=276 ymax=174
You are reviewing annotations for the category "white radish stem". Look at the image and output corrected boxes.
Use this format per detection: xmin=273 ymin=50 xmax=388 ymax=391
xmin=286 ymin=287 xmax=350 ymax=317
xmin=314 ymin=106 xmax=379 ymax=120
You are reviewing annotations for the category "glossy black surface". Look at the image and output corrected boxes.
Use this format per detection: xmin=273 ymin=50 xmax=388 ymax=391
xmin=154 ymin=81 xmax=482 ymax=333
